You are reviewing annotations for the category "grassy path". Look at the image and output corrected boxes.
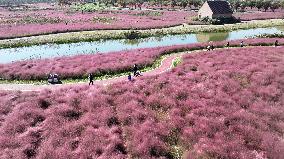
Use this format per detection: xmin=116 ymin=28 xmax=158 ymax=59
xmin=0 ymin=53 xmax=182 ymax=91
xmin=0 ymin=41 xmax=284 ymax=91
xmin=1 ymin=44 xmax=282 ymax=92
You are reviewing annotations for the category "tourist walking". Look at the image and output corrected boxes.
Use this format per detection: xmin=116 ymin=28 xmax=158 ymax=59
xmin=207 ymin=41 xmax=212 ymax=51
xmin=133 ymin=64 xmax=138 ymax=76
xmin=211 ymin=43 xmax=215 ymax=50
xmin=47 ymin=74 xmax=53 ymax=84
xmin=128 ymin=73 xmax=132 ymax=81
xmin=275 ymin=40 xmax=279 ymax=47
xmin=53 ymin=74 xmax=61 ymax=84
xmin=240 ymin=41 xmax=244 ymax=47
xmin=135 ymin=70 xmax=142 ymax=77
xmin=226 ymin=42 xmax=230 ymax=48
xmin=207 ymin=45 xmax=211 ymax=51
xmin=88 ymin=73 xmax=94 ymax=85
xmin=207 ymin=41 xmax=214 ymax=51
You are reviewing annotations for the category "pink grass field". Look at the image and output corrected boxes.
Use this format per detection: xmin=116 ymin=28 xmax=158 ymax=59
xmin=0 ymin=46 xmax=284 ymax=158
xmin=1 ymin=6 xmax=284 ymax=39
xmin=0 ymin=8 xmax=193 ymax=39
xmin=0 ymin=38 xmax=283 ymax=80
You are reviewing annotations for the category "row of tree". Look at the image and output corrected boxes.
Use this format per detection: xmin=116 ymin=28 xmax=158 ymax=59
xmin=0 ymin=0 xmax=58 ymax=5
xmin=228 ymin=0 xmax=284 ymax=12
xmin=2 ymin=0 xmax=284 ymax=12
xmin=59 ymin=0 xmax=203 ymax=7
xmin=60 ymin=0 xmax=284 ymax=11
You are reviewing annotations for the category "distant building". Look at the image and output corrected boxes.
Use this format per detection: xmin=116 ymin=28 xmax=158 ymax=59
xmin=198 ymin=1 xmax=233 ymax=19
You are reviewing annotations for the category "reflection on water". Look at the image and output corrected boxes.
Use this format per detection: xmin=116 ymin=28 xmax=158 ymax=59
xmin=0 ymin=27 xmax=283 ymax=64
xmin=275 ymin=25 xmax=284 ymax=32
xmin=123 ymin=36 xmax=167 ymax=46
xmin=196 ymin=32 xmax=230 ymax=43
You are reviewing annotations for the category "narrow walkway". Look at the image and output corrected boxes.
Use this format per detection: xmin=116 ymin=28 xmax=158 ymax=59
xmin=0 ymin=45 xmax=281 ymax=92
xmin=0 ymin=53 xmax=182 ymax=92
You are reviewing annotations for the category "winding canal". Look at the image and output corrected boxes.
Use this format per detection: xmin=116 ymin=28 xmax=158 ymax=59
xmin=0 ymin=26 xmax=283 ymax=64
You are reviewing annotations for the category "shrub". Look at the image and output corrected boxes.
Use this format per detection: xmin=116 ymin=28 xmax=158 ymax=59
xmin=92 ymin=16 xmax=115 ymax=24
xmin=124 ymin=30 xmax=141 ymax=39
xmin=200 ymin=16 xmax=241 ymax=25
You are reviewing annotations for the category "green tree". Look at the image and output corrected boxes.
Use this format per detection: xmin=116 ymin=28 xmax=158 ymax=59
xmin=255 ymin=0 xmax=264 ymax=10
xmin=240 ymin=0 xmax=248 ymax=10
xmin=228 ymin=0 xmax=241 ymax=11
xmin=270 ymin=0 xmax=281 ymax=12
xmin=58 ymin=0 xmax=71 ymax=5
xmin=262 ymin=0 xmax=272 ymax=12
xmin=281 ymin=0 xmax=284 ymax=9
xmin=180 ymin=0 xmax=188 ymax=8
xmin=191 ymin=0 xmax=202 ymax=8
xmin=170 ymin=0 xmax=176 ymax=7
xmin=247 ymin=0 xmax=256 ymax=9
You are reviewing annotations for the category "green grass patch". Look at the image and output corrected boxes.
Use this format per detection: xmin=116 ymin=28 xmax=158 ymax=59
xmin=0 ymin=16 xmax=63 ymax=25
xmin=93 ymin=16 xmax=116 ymax=24
xmin=254 ymin=33 xmax=284 ymax=38
xmin=172 ymin=56 xmax=182 ymax=68
xmin=133 ymin=11 xmax=163 ymax=17
xmin=71 ymin=3 xmax=107 ymax=12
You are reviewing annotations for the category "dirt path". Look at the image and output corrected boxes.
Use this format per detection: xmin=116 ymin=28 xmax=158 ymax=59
xmin=0 ymin=53 xmax=183 ymax=92
xmin=1 ymin=45 xmax=280 ymax=92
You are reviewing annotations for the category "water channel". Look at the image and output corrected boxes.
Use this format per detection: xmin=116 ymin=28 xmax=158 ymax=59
xmin=0 ymin=26 xmax=283 ymax=64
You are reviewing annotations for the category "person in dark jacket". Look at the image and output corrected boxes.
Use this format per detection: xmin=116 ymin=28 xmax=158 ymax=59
xmin=211 ymin=44 xmax=214 ymax=50
xmin=53 ymin=74 xmax=61 ymax=84
xmin=133 ymin=64 xmax=138 ymax=76
xmin=47 ymin=74 xmax=53 ymax=84
xmin=275 ymin=40 xmax=279 ymax=47
xmin=88 ymin=73 xmax=94 ymax=85
xmin=226 ymin=42 xmax=230 ymax=48
xmin=128 ymin=73 xmax=132 ymax=81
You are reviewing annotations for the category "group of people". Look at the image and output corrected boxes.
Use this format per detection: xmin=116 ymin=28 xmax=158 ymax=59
xmin=207 ymin=40 xmax=280 ymax=51
xmin=47 ymin=74 xmax=62 ymax=84
xmin=207 ymin=42 xmax=215 ymax=51
xmin=86 ymin=64 xmax=142 ymax=85
xmin=207 ymin=41 xmax=244 ymax=51
xmin=48 ymin=63 xmax=141 ymax=86
xmin=128 ymin=64 xmax=142 ymax=81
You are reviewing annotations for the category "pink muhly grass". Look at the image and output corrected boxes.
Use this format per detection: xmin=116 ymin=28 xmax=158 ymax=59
xmin=0 ymin=9 xmax=192 ymax=39
xmin=1 ymin=38 xmax=284 ymax=80
xmin=1 ymin=45 xmax=284 ymax=158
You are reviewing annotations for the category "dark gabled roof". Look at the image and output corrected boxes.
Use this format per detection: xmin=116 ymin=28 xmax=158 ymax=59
xmin=207 ymin=1 xmax=233 ymax=14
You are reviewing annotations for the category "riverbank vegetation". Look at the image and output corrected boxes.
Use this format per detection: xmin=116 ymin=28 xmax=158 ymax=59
xmin=3 ymin=0 xmax=284 ymax=12
xmin=1 ymin=19 xmax=284 ymax=49
xmin=0 ymin=44 xmax=283 ymax=158
xmin=256 ymin=33 xmax=284 ymax=38
xmin=0 ymin=38 xmax=283 ymax=82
